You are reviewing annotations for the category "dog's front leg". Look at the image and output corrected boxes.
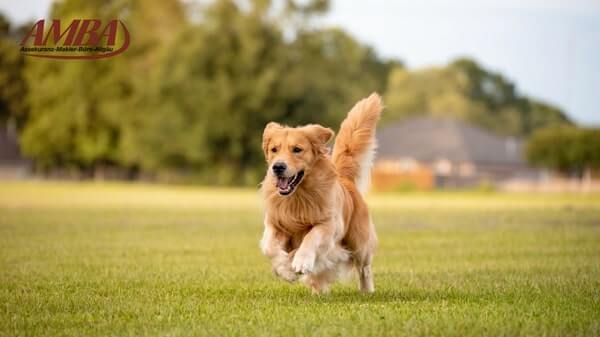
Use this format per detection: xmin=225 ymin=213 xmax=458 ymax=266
xmin=291 ymin=223 xmax=335 ymax=275
xmin=260 ymin=220 xmax=298 ymax=282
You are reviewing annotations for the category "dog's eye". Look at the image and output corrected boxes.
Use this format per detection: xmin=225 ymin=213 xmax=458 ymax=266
xmin=271 ymin=147 xmax=278 ymax=153
xmin=293 ymin=147 xmax=303 ymax=153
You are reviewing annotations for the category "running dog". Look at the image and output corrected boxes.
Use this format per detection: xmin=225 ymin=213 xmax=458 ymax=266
xmin=260 ymin=93 xmax=382 ymax=294
xmin=260 ymin=93 xmax=383 ymax=293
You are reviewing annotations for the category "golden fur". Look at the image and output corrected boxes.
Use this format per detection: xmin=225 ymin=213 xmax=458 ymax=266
xmin=260 ymin=93 xmax=382 ymax=294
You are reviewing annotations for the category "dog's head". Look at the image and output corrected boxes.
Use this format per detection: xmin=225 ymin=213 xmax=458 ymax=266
xmin=262 ymin=122 xmax=334 ymax=196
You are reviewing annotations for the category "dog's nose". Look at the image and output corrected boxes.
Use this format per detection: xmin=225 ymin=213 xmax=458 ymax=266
xmin=272 ymin=162 xmax=287 ymax=176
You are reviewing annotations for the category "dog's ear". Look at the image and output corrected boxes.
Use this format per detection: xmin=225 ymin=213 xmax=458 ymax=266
xmin=305 ymin=124 xmax=334 ymax=155
xmin=262 ymin=122 xmax=282 ymax=157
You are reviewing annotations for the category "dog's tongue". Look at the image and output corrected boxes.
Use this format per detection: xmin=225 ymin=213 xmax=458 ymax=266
xmin=277 ymin=176 xmax=292 ymax=189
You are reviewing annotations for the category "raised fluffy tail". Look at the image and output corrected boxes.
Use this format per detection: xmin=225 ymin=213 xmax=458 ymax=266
xmin=332 ymin=93 xmax=383 ymax=194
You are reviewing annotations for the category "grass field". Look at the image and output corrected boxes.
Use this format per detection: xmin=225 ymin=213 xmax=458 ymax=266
xmin=1 ymin=181 xmax=599 ymax=337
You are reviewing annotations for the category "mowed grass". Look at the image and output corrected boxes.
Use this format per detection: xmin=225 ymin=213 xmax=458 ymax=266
xmin=1 ymin=182 xmax=599 ymax=337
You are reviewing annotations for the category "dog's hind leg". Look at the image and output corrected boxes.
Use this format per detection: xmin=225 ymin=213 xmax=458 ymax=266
xmin=356 ymin=254 xmax=374 ymax=293
xmin=352 ymin=223 xmax=377 ymax=293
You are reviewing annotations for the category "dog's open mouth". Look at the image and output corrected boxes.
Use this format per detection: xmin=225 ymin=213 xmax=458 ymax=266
xmin=276 ymin=170 xmax=305 ymax=195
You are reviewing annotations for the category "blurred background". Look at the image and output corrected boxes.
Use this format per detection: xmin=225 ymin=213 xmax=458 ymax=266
xmin=1 ymin=4 xmax=599 ymax=335
xmin=0 ymin=0 xmax=599 ymax=191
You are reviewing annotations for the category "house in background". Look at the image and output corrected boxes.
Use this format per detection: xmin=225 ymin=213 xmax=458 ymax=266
xmin=373 ymin=117 xmax=541 ymax=190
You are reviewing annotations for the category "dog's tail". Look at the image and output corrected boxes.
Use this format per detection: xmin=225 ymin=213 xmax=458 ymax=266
xmin=332 ymin=93 xmax=383 ymax=194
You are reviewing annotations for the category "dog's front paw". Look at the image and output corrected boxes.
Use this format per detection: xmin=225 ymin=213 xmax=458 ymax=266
xmin=272 ymin=253 xmax=298 ymax=282
xmin=274 ymin=265 xmax=299 ymax=282
xmin=291 ymin=252 xmax=316 ymax=274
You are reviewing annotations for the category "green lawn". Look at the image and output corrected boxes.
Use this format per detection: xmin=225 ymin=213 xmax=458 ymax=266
xmin=1 ymin=181 xmax=599 ymax=337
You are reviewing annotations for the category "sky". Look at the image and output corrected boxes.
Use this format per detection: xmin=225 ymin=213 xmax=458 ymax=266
xmin=2 ymin=0 xmax=599 ymax=126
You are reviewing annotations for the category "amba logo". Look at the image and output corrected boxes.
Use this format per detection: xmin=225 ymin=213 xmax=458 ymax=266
xmin=20 ymin=19 xmax=130 ymax=60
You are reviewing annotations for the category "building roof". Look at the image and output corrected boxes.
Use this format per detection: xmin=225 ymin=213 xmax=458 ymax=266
xmin=376 ymin=117 xmax=525 ymax=165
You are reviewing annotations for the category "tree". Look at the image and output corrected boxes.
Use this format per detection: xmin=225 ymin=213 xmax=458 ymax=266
xmin=0 ymin=13 xmax=28 ymax=128
xmin=19 ymin=0 xmax=185 ymax=174
xmin=122 ymin=0 xmax=392 ymax=184
xmin=17 ymin=0 xmax=393 ymax=183
xmin=383 ymin=58 xmax=572 ymax=136
xmin=526 ymin=127 xmax=600 ymax=180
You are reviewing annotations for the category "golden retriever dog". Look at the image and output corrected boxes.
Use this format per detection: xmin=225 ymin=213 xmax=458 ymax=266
xmin=260 ymin=93 xmax=382 ymax=294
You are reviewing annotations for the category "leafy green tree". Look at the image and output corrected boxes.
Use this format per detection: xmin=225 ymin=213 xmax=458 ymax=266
xmin=20 ymin=0 xmax=184 ymax=173
xmin=270 ymin=27 xmax=391 ymax=130
xmin=18 ymin=0 xmax=393 ymax=183
xmin=526 ymin=127 xmax=600 ymax=178
xmin=123 ymin=0 xmax=391 ymax=184
xmin=120 ymin=0 xmax=288 ymax=183
xmin=0 ymin=13 xmax=28 ymax=128
xmin=383 ymin=58 xmax=572 ymax=136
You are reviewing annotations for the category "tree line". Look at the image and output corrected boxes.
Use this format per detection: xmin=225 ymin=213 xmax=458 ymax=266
xmin=527 ymin=127 xmax=600 ymax=180
xmin=0 ymin=0 xmax=585 ymax=185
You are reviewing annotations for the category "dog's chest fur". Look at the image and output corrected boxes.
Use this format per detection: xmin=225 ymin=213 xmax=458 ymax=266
xmin=267 ymin=188 xmax=333 ymax=235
